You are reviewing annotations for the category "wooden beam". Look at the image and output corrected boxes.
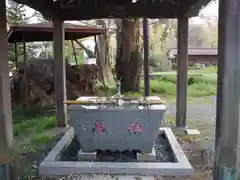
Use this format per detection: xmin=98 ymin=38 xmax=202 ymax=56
xmin=14 ymin=42 xmax=18 ymax=69
xmin=143 ymin=18 xmax=150 ymax=97
xmin=0 ymin=0 xmax=14 ymax=179
xmin=12 ymin=0 xmax=210 ymax=19
xmin=213 ymin=0 xmax=240 ymax=179
xmin=53 ymin=19 xmax=67 ymax=127
xmin=23 ymin=41 xmax=29 ymax=107
xmin=59 ymin=4 xmax=183 ymax=20
xmin=71 ymin=40 xmax=78 ymax=66
xmin=176 ymin=16 xmax=188 ymax=128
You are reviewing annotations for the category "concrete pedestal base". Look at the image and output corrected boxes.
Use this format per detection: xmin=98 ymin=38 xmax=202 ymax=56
xmin=78 ymin=150 xmax=96 ymax=161
xmin=137 ymin=148 xmax=156 ymax=162
xmin=78 ymin=149 xmax=157 ymax=162
xmin=39 ymin=127 xmax=193 ymax=176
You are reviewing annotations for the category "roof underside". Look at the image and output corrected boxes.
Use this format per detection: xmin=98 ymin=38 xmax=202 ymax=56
xmin=13 ymin=0 xmax=212 ymax=20
xmin=8 ymin=22 xmax=105 ymax=43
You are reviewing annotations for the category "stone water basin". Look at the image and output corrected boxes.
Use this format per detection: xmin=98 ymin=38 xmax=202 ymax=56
xmin=68 ymin=96 xmax=166 ymax=153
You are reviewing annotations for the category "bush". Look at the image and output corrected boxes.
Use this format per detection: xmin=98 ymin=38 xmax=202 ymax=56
xmin=161 ymin=75 xmax=177 ymax=84
xmin=149 ymin=53 xmax=172 ymax=71
xmin=188 ymin=83 xmax=216 ymax=97
xmin=150 ymin=80 xmax=176 ymax=96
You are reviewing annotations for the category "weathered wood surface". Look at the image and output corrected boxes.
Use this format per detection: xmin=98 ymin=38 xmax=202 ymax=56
xmin=213 ymin=0 xmax=240 ymax=179
xmin=176 ymin=16 xmax=188 ymax=128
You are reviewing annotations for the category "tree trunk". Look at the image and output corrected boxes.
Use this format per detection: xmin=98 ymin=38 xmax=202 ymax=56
xmin=95 ymin=19 xmax=113 ymax=84
xmin=115 ymin=19 xmax=141 ymax=93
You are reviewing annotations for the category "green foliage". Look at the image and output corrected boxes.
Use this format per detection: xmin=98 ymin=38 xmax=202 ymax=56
xmin=149 ymin=80 xmax=176 ymax=96
xmin=30 ymin=134 xmax=54 ymax=148
xmin=7 ymin=3 xmax=40 ymax=68
xmin=13 ymin=106 xmax=55 ymax=137
xmin=149 ymin=20 xmax=176 ymax=55
xmin=67 ymin=55 xmax=84 ymax=65
xmin=150 ymin=73 xmax=217 ymax=97
xmin=149 ymin=53 xmax=171 ymax=71
xmin=7 ymin=3 xmax=28 ymax=24
xmin=123 ymin=92 xmax=142 ymax=97
xmin=188 ymin=83 xmax=216 ymax=97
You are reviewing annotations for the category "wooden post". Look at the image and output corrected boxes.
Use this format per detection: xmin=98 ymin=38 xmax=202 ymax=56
xmin=71 ymin=40 xmax=78 ymax=66
xmin=0 ymin=0 xmax=14 ymax=179
xmin=176 ymin=16 xmax=188 ymax=127
xmin=14 ymin=42 xmax=18 ymax=69
xmin=143 ymin=18 xmax=150 ymax=97
xmin=53 ymin=19 xmax=67 ymax=127
xmin=213 ymin=0 xmax=240 ymax=179
xmin=23 ymin=41 xmax=29 ymax=107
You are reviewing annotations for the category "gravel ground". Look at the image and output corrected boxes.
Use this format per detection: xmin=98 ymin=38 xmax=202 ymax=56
xmin=166 ymin=96 xmax=216 ymax=121
xmin=165 ymin=96 xmax=216 ymax=180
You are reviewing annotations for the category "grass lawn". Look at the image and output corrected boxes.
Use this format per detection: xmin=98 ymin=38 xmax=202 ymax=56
xmin=12 ymin=106 xmax=61 ymax=177
xmin=98 ymin=67 xmax=217 ymax=99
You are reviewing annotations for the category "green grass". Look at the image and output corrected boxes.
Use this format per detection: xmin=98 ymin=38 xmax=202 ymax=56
xmin=97 ymin=71 xmax=217 ymax=98
xmin=30 ymin=134 xmax=55 ymax=148
xmin=13 ymin=106 xmax=57 ymax=152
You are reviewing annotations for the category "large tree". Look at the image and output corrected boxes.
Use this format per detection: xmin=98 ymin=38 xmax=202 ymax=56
xmin=95 ymin=19 xmax=113 ymax=85
xmin=115 ymin=19 xmax=142 ymax=92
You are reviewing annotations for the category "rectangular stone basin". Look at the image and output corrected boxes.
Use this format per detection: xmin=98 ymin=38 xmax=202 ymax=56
xmin=39 ymin=127 xmax=193 ymax=177
xmin=67 ymin=97 xmax=166 ymax=153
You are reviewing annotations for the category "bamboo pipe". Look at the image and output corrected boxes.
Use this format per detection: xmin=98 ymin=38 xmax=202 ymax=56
xmin=63 ymin=100 xmax=165 ymax=105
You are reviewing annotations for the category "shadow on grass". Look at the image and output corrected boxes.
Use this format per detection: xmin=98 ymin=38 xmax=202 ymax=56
xmin=12 ymin=105 xmax=55 ymax=123
xmin=12 ymin=105 xmax=56 ymax=137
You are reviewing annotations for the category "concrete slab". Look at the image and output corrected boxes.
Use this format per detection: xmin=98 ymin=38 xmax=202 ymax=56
xmin=137 ymin=148 xmax=156 ymax=162
xmin=52 ymin=174 xmax=163 ymax=180
xmin=39 ymin=127 xmax=193 ymax=177
xmin=78 ymin=150 xmax=96 ymax=161
xmin=185 ymin=129 xmax=200 ymax=135
xmin=172 ymin=127 xmax=200 ymax=136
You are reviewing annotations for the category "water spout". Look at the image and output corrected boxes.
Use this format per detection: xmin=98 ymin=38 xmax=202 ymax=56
xmin=115 ymin=80 xmax=122 ymax=106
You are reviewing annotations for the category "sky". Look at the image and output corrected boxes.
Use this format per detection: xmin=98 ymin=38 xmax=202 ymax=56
xmin=199 ymin=0 xmax=218 ymax=17
xmin=191 ymin=0 xmax=218 ymax=24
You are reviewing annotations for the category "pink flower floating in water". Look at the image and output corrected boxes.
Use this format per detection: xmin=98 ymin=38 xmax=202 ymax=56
xmin=127 ymin=122 xmax=143 ymax=134
xmin=93 ymin=121 xmax=105 ymax=133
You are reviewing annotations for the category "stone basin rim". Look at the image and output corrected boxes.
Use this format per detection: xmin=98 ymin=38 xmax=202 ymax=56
xmin=67 ymin=104 xmax=167 ymax=111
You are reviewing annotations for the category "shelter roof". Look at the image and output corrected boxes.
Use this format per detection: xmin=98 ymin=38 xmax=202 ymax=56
xmin=168 ymin=48 xmax=218 ymax=56
xmin=8 ymin=22 xmax=105 ymax=43
xmin=13 ymin=0 xmax=212 ymax=20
